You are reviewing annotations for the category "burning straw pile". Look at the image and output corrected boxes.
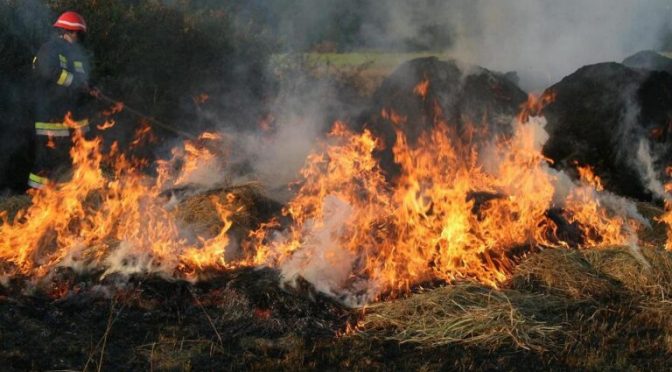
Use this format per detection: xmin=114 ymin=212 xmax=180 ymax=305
xmin=3 ymin=56 xmax=672 ymax=369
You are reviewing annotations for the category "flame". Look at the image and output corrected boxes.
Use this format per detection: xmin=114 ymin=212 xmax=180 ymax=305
xmin=129 ymin=120 xmax=156 ymax=148
xmin=103 ymin=101 xmax=125 ymax=116
xmin=657 ymin=167 xmax=672 ymax=250
xmin=564 ymin=165 xmax=637 ymax=247
xmin=517 ymin=90 xmax=556 ymax=124
xmin=97 ymin=120 xmax=116 ymax=131
xmin=381 ymin=108 xmax=407 ymax=126
xmin=156 ymin=131 xmax=226 ymax=188
xmin=576 ymin=164 xmax=604 ymax=191
xmin=0 ymin=94 xmax=646 ymax=306
xmin=413 ymin=78 xmax=430 ymax=99
xmin=252 ymin=95 xmax=640 ymax=304
xmin=0 ymin=122 xmax=245 ymax=281
xmin=193 ymin=93 xmax=209 ymax=105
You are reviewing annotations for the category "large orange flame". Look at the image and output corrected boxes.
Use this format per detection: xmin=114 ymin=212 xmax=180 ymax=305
xmin=0 ymin=127 xmax=244 ymax=281
xmin=252 ymin=96 xmax=641 ymax=305
xmin=0 ymin=94 xmax=645 ymax=307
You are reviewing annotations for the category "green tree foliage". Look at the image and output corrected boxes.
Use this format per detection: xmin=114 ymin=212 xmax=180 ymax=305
xmin=1 ymin=0 xmax=274 ymax=123
xmin=48 ymin=0 xmax=273 ymax=120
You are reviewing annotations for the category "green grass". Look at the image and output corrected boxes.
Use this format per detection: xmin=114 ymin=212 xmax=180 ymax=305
xmin=272 ymin=51 xmax=453 ymax=76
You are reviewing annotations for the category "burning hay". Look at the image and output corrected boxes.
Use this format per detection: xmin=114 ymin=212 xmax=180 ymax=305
xmin=173 ymin=182 xmax=282 ymax=240
xmin=250 ymin=84 xmax=646 ymax=305
xmin=358 ymin=57 xmax=528 ymax=178
xmin=2 ymin=52 xmax=672 ymax=369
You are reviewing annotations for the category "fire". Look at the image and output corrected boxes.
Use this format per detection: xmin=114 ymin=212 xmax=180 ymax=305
xmin=660 ymin=201 xmax=672 ymax=250
xmin=0 ymin=93 xmax=646 ymax=306
xmin=517 ymin=90 xmax=556 ymax=124
xmin=0 ymin=125 xmax=245 ymax=281
xmin=103 ymin=101 xmax=125 ymax=116
xmin=252 ymin=95 xmax=641 ymax=305
xmin=97 ymin=120 xmax=116 ymax=131
xmin=413 ymin=78 xmax=430 ymax=99
xmin=564 ymin=165 xmax=638 ymax=247
xmin=380 ymin=108 xmax=407 ymax=126
xmin=157 ymin=131 xmax=226 ymax=188
xmin=193 ymin=93 xmax=209 ymax=105
xmin=656 ymin=167 xmax=672 ymax=250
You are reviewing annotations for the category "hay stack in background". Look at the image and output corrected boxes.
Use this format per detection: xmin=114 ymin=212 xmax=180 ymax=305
xmin=541 ymin=62 xmax=672 ymax=200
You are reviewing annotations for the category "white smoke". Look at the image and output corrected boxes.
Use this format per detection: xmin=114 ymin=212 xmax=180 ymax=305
xmin=616 ymin=84 xmax=669 ymax=201
xmin=363 ymin=0 xmax=672 ymax=90
xmin=278 ymin=195 xmax=359 ymax=301
xmin=636 ymin=139 xmax=667 ymax=199
xmin=101 ymin=241 xmax=178 ymax=279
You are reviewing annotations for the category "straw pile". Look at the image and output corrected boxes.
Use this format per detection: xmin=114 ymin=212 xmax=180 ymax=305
xmin=359 ymin=284 xmax=563 ymax=351
xmin=354 ymin=242 xmax=672 ymax=369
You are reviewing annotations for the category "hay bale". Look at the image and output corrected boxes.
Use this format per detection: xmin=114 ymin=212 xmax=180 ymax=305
xmin=357 ymin=57 xmax=528 ymax=180
xmin=636 ymin=202 xmax=667 ymax=246
xmin=585 ymin=246 xmax=672 ymax=299
xmin=174 ymin=183 xmax=283 ymax=239
xmin=510 ymin=249 xmax=622 ymax=300
xmin=541 ymin=62 xmax=672 ymax=200
xmin=359 ymin=283 xmax=564 ymax=351
xmin=623 ymin=50 xmax=672 ymax=74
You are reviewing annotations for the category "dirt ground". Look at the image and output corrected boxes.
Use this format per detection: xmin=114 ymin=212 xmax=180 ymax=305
xmin=2 ymin=198 xmax=672 ymax=371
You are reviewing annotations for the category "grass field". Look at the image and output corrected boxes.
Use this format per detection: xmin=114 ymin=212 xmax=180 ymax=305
xmin=272 ymin=51 xmax=453 ymax=76
xmin=271 ymin=51 xmax=454 ymax=95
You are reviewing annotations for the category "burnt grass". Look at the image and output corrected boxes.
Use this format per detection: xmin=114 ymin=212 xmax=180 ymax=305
xmin=3 ymin=57 xmax=672 ymax=369
xmin=3 ymin=243 xmax=672 ymax=370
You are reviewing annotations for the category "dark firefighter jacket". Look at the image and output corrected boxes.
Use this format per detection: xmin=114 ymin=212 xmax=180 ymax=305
xmin=29 ymin=36 xmax=93 ymax=189
xmin=33 ymin=36 xmax=92 ymax=128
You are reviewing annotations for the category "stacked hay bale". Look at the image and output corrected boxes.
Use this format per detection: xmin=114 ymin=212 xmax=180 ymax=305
xmin=623 ymin=50 xmax=672 ymax=74
xmin=541 ymin=62 xmax=672 ymax=200
xmin=357 ymin=57 xmax=528 ymax=180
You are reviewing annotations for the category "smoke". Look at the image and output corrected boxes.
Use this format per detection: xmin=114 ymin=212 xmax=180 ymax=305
xmin=278 ymin=195 xmax=360 ymax=302
xmin=635 ymin=139 xmax=667 ymax=199
xmin=451 ymin=0 xmax=670 ymax=90
xmin=614 ymin=82 xmax=670 ymax=201
xmin=254 ymin=1 xmax=671 ymax=91
xmin=357 ymin=0 xmax=672 ymax=90
xmin=205 ymin=56 xmax=365 ymax=201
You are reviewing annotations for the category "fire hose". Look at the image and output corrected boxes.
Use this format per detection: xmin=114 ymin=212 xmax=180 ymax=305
xmin=92 ymin=89 xmax=196 ymax=140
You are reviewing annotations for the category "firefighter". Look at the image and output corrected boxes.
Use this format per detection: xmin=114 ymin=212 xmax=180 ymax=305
xmin=29 ymin=11 xmax=96 ymax=189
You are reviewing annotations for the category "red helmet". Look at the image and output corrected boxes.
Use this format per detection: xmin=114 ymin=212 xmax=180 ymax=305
xmin=53 ymin=11 xmax=87 ymax=32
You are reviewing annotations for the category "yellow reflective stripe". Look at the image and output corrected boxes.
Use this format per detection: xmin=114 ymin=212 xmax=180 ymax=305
xmin=35 ymin=122 xmax=67 ymax=130
xmin=33 ymin=56 xmax=37 ymax=66
xmin=59 ymin=54 xmax=67 ymax=68
xmin=56 ymin=69 xmax=73 ymax=86
xmin=29 ymin=173 xmax=49 ymax=185
xmin=36 ymin=130 xmax=69 ymax=137
xmin=35 ymin=119 xmax=88 ymax=130
xmin=74 ymin=61 xmax=84 ymax=73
